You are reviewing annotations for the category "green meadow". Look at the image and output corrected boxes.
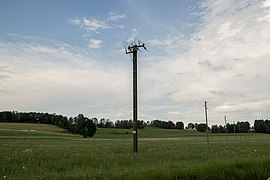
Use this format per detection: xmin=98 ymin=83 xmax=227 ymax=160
xmin=1 ymin=123 xmax=270 ymax=179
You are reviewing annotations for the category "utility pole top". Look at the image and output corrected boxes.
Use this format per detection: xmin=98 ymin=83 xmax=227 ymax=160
xmin=124 ymin=39 xmax=146 ymax=54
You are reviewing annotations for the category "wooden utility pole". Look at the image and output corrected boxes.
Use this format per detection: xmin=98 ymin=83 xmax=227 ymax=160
xmin=225 ymin=116 xmax=228 ymax=141
xmin=234 ymin=121 xmax=236 ymax=141
xmin=125 ymin=40 xmax=146 ymax=153
xmin=204 ymin=101 xmax=209 ymax=144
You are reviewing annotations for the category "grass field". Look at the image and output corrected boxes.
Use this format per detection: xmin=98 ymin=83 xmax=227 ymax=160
xmin=1 ymin=123 xmax=270 ymax=179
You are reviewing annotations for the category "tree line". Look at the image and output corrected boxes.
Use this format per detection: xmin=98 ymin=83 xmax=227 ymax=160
xmin=211 ymin=121 xmax=251 ymax=133
xmin=0 ymin=111 xmax=96 ymax=138
xmin=93 ymin=118 xmax=146 ymax=129
xmin=1 ymin=111 xmax=269 ymax=134
xmin=151 ymin=120 xmax=184 ymax=129
xmin=93 ymin=119 xmax=184 ymax=129
xmin=0 ymin=111 xmax=186 ymax=132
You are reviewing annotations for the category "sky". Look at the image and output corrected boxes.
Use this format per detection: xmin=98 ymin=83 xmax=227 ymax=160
xmin=0 ymin=0 xmax=270 ymax=126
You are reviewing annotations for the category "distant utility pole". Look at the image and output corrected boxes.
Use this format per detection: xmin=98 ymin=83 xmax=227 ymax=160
xmin=239 ymin=123 xmax=242 ymax=141
xmin=124 ymin=40 xmax=146 ymax=153
xmin=225 ymin=116 xmax=228 ymax=142
xmin=234 ymin=121 xmax=236 ymax=141
xmin=204 ymin=101 xmax=209 ymax=144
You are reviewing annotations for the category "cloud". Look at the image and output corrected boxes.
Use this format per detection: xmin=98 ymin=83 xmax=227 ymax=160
xmin=198 ymin=59 xmax=226 ymax=71
xmin=88 ymin=39 xmax=102 ymax=49
xmin=0 ymin=74 xmax=11 ymax=80
xmin=69 ymin=10 xmax=127 ymax=47
xmin=107 ymin=11 xmax=127 ymax=21
xmin=0 ymin=66 xmax=12 ymax=80
xmin=191 ymin=0 xmax=270 ymax=120
xmin=214 ymin=97 xmax=270 ymax=114
xmin=128 ymin=28 xmax=139 ymax=41
xmin=263 ymin=0 xmax=270 ymax=7
xmin=140 ymin=0 xmax=270 ymax=124
xmin=0 ymin=37 xmax=131 ymax=118
xmin=69 ymin=17 xmax=108 ymax=33
xmin=147 ymin=39 xmax=164 ymax=46
xmin=147 ymin=32 xmax=190 ymax=56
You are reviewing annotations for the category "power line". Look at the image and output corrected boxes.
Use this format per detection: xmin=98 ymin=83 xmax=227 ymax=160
xmin=141 ymin=48 xmax=204 ymax=106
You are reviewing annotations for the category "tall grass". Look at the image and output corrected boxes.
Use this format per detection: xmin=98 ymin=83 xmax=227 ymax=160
xmin=1 ymin=124 xmax=270 ymax=179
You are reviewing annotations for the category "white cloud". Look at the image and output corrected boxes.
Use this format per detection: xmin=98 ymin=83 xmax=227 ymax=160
xmin=88 ymin=39 xmax=102 ymax=49
xmin=69 ymin=10 xmax=127 ymax=47
xmin=140 ymin=0 xmax=270 ymax=124
xmin=262 ymin=0 xmax=270 ymax=7
xmin=83 ymin=18 xmax=108 ymax=32
xmin=128 ymin=28 xmax=139 ymax=41
xmin=107 ymin=11 xmax=126 ymax=21
xmin=147 ymin=32 xmax=190 ymax=57
xmin=69 ymin=17 xmax=108 ymax=32
xmin=0 ymin=39 xmax=131 ymax=118
xmin=147 ymin=39 xmax=164 ymax=46
xmin=69 ymin=18 xmax=81 ymax=26
xmin=214 ymin=98 xmax=270 ymax=114
xmin=69 ymin=17 xmax=105 ymax=49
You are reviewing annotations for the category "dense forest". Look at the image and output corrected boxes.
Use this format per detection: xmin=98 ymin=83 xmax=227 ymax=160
xmin=0 ymin=111 xmax=269 ymax=135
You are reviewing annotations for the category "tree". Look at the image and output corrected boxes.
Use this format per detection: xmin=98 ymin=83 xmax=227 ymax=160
xmin=195 ymin=123 xmax=198 ymax=130
xmin=75 ymin=114 xmax=96 ymax=138
xmin=176 ymin=121 xmax=184 ymax=130
xmin=150 ymin=120 xmax=177 ymax=129
xmin=226 ymin=123 xmax=234 ymax=133
xmin=152 ymin=120 xmax=162 ymax=128
xmin=83 ymin=119 xmax=97 ymax=137
xmin=104 ymin=119 xmax=114 ymax=128
xmin=114 ymin=120 xmax=121 ymax=128
xmin=236 ymin=121 xmax=250 ymax=133
xmin=137 ymin=120 xmax=146 ymax=129
xmin=98 ymin=118 xmax=106 ymax=128
xmin=187 ymin=123 xmax=195 ymax=129
xmin=243 ymin=121 xmax=250 ymax=133
xmin=254 ymin=119 xmax=270 ymax=133
xmin=265 ymin=120 xmax=270 ymax=131
xmin=167 ymin=121 xmax=175 ymax=129
xmin=196 ymin=123 xmax=207 ymax=132
xmin=211 ymin=125 xmax=219 ymax=133
xmin=91 ymin=118 xmax=98 ymax=126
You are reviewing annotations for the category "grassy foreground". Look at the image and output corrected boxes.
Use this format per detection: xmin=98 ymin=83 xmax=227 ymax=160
xmin=1 ymin=123 xmax=270 ymax=179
